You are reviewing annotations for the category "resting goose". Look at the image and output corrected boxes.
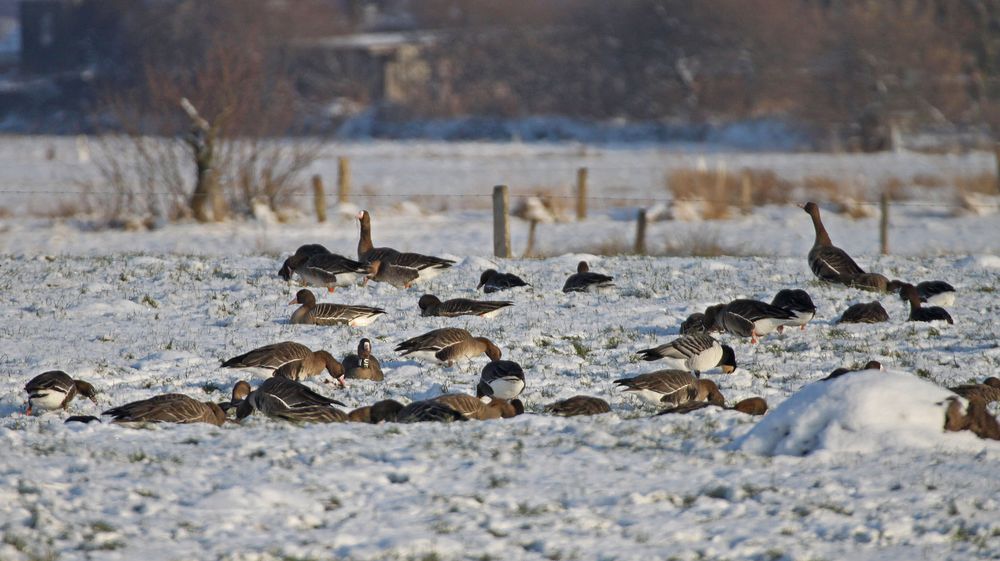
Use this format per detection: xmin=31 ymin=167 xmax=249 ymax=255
xmin=901 ymin=280 xmax=956 ymax=307
xmin=770 ymin=289 xmax=817 ymax=331
xmin=235 ymin=377 xmax=347 ymax=423
xmin=222 ymin=341 xmax=344 ymax=385
xmin=24 ymin=370 xmax=97 ymax=415
xmin=477 ymin=269 xmax=530 ymax=293
xmin=837 ymin=302 xmax=890 ymax=324
xmin=845 ymin=273 xmax=904 ymax=294
xmin=395 ymin=327 xmax=502 ymax=365
xmin=433 ymin=394 xmax=522 ymax=420
xmin=703 ymin=299 xmax=796 ymax=343
xmin=417 ymin=294 xmax=513 ymax=318
xmin=614 ymin=370 xmax=725 ymax=407
xmin=900 ymin=283 xmax=954 ymax=324
xmin=801 ymin=202 xmax=866 ymax=283
xmin=348 ymin=399 xmax=404 ymax=423
xmin=364 ymin=259 xmax=419 ymax=289
xmin=396 ymin=400 xmax=467 ymax=423
xmin=655 ymin=396 xmax=768 ymax=416
xmin=544 ymin=395 xmax=611 ymax=417
xmin=562 ymin=261 xmax=614 ymax=293
xmin=278 ymin=244 xmax=331 ymax=281
xmin=822 ymin=360 xmax=883 ymax=381
xmin=949 ymin=378 xmax=1000 ymax=404
xmin=356 ymin=210 xmax=454 ymax=282
xmin=476 ymin=360 xmax=526 ymax=400
xmin=103 ymin=393 xmax=227 ymax=426
xmin=341 ymin=338 xmax=384 ymax=381
xmin=636 ymin=333 xmax=736 ymax=375
xmin=289 ymin=289 xmax=386 ymax=326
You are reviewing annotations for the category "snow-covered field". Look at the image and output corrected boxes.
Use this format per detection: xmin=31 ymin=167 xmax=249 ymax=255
xmin=2 ymin=138 xmax=1000 ymax=560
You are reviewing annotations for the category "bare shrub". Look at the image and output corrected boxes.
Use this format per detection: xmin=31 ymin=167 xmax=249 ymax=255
xmin=954 ymin=174 xmax=997 ymax=196
xmin=912 ymin=174 xmax=945 ymax=188
xmin=667 ymin=167 xmax=794 ymax=219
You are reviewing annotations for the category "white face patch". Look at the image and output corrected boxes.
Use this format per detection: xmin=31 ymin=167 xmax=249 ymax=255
xmin=486 ymin=378 xmax=525 ymax=400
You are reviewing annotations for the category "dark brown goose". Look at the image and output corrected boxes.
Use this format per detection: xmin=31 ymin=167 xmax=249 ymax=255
xmin=949 ymin=378 xmax=1000 ymax=404
xmin=433 ymin=394 xmax=521 ymax=420
xmin=837 ymin=301 xmax=889 ymax=324
xmin=417 ymin=294 xmax=513 ymax=318
xmin=562 ymin=261 xmax=614 ymax=293
xmin=24 ymin=370 xmax=97 ymax=415
xmin=822 ymin=360 xmax=883 ymax=381
xmin=679 ymin=312 xmax=709 ymax=335
xmin=235 ymin=377 xmax=347 ymax=423
xmin=342 ymin=338 xmax=384 ymax=381
xmin=703 ymin=299 xmax=796 ymax=343
xmin=278 ymin=244 xmax=331 ymax=281
xmin=395 ymin=327 xmax=502 ymax=365
xmin=396 ymin=400 xmax=468 ymax=423
xmin=103 ymin=394 xmax=227 ymax=426
xmin=364 ymin=259 xmax=420 ymax=289
xmin=348 ymin=399 xmax=404 ymax=423
xmin=636 ymin=333 xmax=736 ymax=375
xmin=356 ymin=210 xmax=454 ymax=281
xmin=613 ymin=370 xmax=725 ymax=407
xmin=801 ymin=201 xmax=866 ymax=284
xmin=655 ymin=396 xmax=768 ymax=416
xmin=289 ymin=289 xmax=386 ymax=326
xmin=900 ymin=283 xmax=953 ymax=324
xmin=544 ymin=395 xmax=611 ymax=417
xmin=845 ymin=273 xmax=904 ymax=294
xmin=222 ymin=341 xmax=344 ymax=385
xmin=477 ymin=269 xmax=529 ymax=293
xmin=770 ymin=289 xmax=817 ymax=331
xmin=476 ymin=360 xmax=525 ymax=400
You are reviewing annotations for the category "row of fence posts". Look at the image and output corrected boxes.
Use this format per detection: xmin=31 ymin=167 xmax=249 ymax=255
xmin=310 ymin=159 xmax=893 ymax=259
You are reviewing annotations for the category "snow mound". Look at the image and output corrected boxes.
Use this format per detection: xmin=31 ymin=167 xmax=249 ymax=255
xmin=732 ymin=370 xmax=985 ymax=456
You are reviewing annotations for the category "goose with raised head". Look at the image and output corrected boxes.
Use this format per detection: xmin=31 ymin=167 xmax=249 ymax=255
xmin=901 ymin=280 xmax=956 ymax=307
xmin=900 ymin=283 xmax=954 ymax=324
xmin=342 ymin=338 xmax=384 ymax=381
xmin=801 ymin=201 xmax=866 ymax=284
xmin=356 ymin=210 xmax=454 ymax=282
xmin=289 ymin=289 xmax=386 ymax=326
xmin=24 ymin=370 xmax=97 ymax=415
xmin=477 ymin=269 xmax=529 ymax=293
xmin=417 ymin=294 xmax=513 ymax=318
xmin=562 ymin=261 xmax=614 ymax=293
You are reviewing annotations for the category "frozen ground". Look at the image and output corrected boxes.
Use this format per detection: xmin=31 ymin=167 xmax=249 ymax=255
xmin=1 ymin=139 xmax=1000 ymax=560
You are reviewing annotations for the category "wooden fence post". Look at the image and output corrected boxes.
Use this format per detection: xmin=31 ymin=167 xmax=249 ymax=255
xmin=337 ymin=156 xmax=351 ymax=204
xmin=634 ymin=208 xmax=647 ymax=255
xmin=994 ymin=142 xmax=1000 ymax=194
xmin=740 ymin=172 xmax=752 ymax=215
xmin=524 ymin=220 xmax=538 ymax=258
xmin=880 ymin=192 xmax=889 ymax=255
xmin=493 ymin=185 xmax=511 ymax=258
xmin=312 ymin=174 xmax=327 ymax=223
xmin=576 ymin=167 xmax=588 ymax=220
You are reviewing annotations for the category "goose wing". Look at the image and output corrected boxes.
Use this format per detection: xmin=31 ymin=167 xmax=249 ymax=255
xmin=222 ymin=341 xmax=311 ymax=369
xmin=395 ymin=328 xmax=472 ymax=354
xmin=637 ymin=334 xmax=717 ymax=361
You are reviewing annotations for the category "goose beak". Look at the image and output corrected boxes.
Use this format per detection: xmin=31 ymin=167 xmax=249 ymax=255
xmin=288 ymin=298 xmax=298 ymax=305
xmin=722 ymin=365 xmax=736 ymax=374
xmin=796 ymin=203 xmax=806 ymax=209
xmin=355 ymin=211 xmax=364 ymax=220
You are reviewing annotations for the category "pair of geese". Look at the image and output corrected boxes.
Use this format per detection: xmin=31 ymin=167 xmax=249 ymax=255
xmin=803 ymin=201 xmax=955 ymax=324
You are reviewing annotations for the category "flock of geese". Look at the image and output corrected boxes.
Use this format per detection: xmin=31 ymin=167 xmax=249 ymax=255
xmin=20 ymin=205 xmax=1000 ymax=439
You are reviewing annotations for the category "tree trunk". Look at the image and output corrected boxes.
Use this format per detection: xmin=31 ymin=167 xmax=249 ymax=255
xmin=182 ymin=97 xmax=226 ymax=222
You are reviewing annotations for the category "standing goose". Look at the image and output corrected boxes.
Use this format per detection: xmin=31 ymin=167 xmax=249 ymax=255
xmin=433 ymin=394 xmax=522 ymax=420
xmin=703 ymin=299 xmax=797 ymax=344
xmin=356 ymin=210 xmax=455 ymax=281
xmin=364 ymin=259 xmax=419 ymax=289
xmin=24 ymin=371 xmax=97 ymax=415
xmin=949 ymin=378 xmax=1000 ymax=404
xmin=342 ymin=338 xmax=384 ymax=381
xmin=289 ymin=289 xmax=386 ymax=326
xmin=477 ymin=269 xmax=530 ymax=293
xmin=222 ymin=341 xmax=344 ymax=384
xmin=562 ymin=261 xmax=615 ymax=293
xmin=635 ymin=333 xmax=737 ymax=375
xmin=801 ymin=202 xmax=866 ymax=284
xmin=278 ymin=244 xmax=331 ymax=281
xmin=614 ymin=370 xmax=725 ymax=407
xmin=395 ymin=328 xmax=502 ymax=365
xmin=288 ymin=252 xmax=370 ymax=292
xmin=770 ymin=289 xmax=817 ymax=331
xmin=235 ymin=377 xmax=347 ymax=423
xmin=837 ymin=301 xmax=890 ymax=324
xmin=900 ymin=283 xmax=954 ymax=324
xmin=476 ymin=360 xmax=526 ymax=400
xmin=544 ymin=395 xmax=612 ymax=417
xmin=901 ymin=280 xmax=956 ymax=307
xmin=103 ymin=393 xmax=227 ymax=426
xmin=417 ymin=294 xmax=513 ymax=318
